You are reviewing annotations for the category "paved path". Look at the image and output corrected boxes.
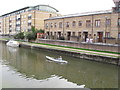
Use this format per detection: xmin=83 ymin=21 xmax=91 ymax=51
xmin=20 ymin=42 xmax=119 ymax=58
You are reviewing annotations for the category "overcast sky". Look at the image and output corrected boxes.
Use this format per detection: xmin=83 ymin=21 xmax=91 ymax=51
xmin=0 ymin=0 xmax=115 ymax=16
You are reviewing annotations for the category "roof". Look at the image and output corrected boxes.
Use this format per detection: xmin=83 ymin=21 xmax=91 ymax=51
xmin=34 ymin=5 xmax=59 ymax=12
xmin=45 ymin=10 xmax=112 ymax=20
xmin=1 ymin=5 xmax=59 ymax=17
xmin=1 ymin=7 xmax=30 ymax=17
xmin=113 ymin=0 xmax=120 ymax=3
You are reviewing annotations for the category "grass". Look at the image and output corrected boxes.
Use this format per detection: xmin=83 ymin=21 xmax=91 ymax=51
xmin=0 ymin=38 xmax=120 ymax=54
xmin=38 ymin=44 xmax=118 ymax=58
xmin=30 ymin=42 xmax=120 ymax=55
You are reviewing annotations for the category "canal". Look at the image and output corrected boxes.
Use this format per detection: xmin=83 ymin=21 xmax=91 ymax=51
xmin=0 ymin=41 xmax=118 ymax=88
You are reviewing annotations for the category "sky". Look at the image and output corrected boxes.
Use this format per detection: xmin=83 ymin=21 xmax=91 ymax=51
xmin=0 ymin=0 xmax=115 ymax=16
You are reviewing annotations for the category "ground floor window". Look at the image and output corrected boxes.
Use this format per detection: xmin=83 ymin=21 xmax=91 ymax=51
xmin=72 ymin=32 xmax=75 ymax=36
xmin=118 ymin=33 xmax=120 ymax=39
xmin=78 ymin=32 xmax=81 ymax=37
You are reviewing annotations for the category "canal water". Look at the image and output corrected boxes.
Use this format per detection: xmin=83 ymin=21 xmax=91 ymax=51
xmin=0 ymin=41 xmax=118 ymax=88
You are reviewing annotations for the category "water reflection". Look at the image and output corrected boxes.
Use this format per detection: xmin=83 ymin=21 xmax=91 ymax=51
xmin=1 ymin=41 xmax=118 ymax=88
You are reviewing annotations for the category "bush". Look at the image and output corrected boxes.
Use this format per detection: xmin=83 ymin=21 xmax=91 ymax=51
xmin=14 ymin=32 xmax=25 ymax=39
xmin=25 ymin=32 xmax=36 ymax=41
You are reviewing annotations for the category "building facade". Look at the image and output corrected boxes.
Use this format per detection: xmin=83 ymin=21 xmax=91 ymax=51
xmin=44 ymin=1 xmax=120 ymax=44
xmin=0 ymin=5 xmax=60 ymax=35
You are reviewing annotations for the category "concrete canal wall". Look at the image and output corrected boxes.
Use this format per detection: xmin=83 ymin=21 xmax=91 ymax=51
xmin=0 ymin=39 xmax=119 ymax=66
xmin=20 ymin=42 xmax=120 ymax=66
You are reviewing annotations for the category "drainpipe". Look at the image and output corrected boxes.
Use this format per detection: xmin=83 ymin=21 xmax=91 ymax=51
xmin=105 ymin=16 xmax=108 ymax=43
xmin=91 ymin=15 xmax=94 ymax=40
xmin=33 ymin=11 xmax=35 ymax=28
xmin=63 ymin=18 xmax=65 ymax=39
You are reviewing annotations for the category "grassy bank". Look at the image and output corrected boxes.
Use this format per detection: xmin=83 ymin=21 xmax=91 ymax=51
xmin=32 ymin=42 xmax=120 ymax=55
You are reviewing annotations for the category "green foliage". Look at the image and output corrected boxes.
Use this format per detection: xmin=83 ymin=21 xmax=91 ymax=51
xmin=14 ymin=26 xmax=45 ymax=41
xmin=31 ymin=26 xmax=36 ymax=33
xmin=14 ymin=32 xmax=25 ymax=39
xmin=25 ymin=32 xmax=36 ymax=41
xmin=25 ymin=26 xmax=44 ymax=41
xmin=36 ymin=29 xmax=44 ymax=33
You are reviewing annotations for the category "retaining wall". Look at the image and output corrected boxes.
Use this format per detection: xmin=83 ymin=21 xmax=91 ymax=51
xmin=36 ymin=39 xmax=119 ymax=52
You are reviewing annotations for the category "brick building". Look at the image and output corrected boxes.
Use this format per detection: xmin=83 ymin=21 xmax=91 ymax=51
xmin=0 ymin=5 xmax=60 ymax=36
xmin=44 ymin=0 xmax=120 ymax=44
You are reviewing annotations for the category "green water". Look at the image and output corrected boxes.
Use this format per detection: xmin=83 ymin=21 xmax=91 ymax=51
xmin=0 ymin=41 xmax=118 ymax=88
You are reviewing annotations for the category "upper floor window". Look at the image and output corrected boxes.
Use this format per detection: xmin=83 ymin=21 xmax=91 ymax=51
xmin=59 ymin=22 xmax=62 ymax=28
xmin=66 ymin=22 xmax=70 ymax=28
xmin=54 ymin=23 xmax=57 ymax=28
xmin=106 ymin=32 xmax=110 ymax=38
xmin=95 ymin=20 xmax=101 ymax=27
xmin=45 ymin=23 xmax=48 ymax=29
xmin=28 ymin=22 xmax=32 ymax=26
xmin=106 ymin=19 xmax=111 ymax=26
xmin=78 ymin=21 xmax=82 ymax=27
xmin=72 ymin=21 xmax=76 ymax=27
xmin=28 ymin=15 xmax=32 ymax=19
xmin=86 ymin=20 xmax=91 ymax=27
xmin=49 ymin=14 xmax=52 ymax=18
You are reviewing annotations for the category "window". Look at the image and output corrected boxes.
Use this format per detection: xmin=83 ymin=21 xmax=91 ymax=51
xmin=118 ymin=33 xmax=120 ymax=39
xmin=45 ymin=23 xmax=48 ymax=29
xmin=9 ymin=20 xmax=12 ymax=23
xmin=49 ymin=14 xmax=52 ymax=18
xmin=106 ymin=32 xmax=110 ymax=38
xmin=95 ymin=20 xmax=101 ymax=27
xmin=106 ymin=19 xmax=111 ymax=26
xmin=66 ymin=22 xmax=70 ymax=28
xmin=28 ymin=14 xmax=32 ymax=19
xmin=78 ymin=21 xmax=82 ymax=27
xmin=9 ymin=25 xmax=12 ymax=28
xmin=28 ymin=22 xmax=32 ymax=26
xmin=59 ymin=22 xmax=62 ymax=28
xmin=28 ymin=29 xmax=31 ymax=32
xmin=86 ymin=20 xmax=91 ymax=27
xmin=72 ymin=21 xmax=76 ymax=27
xmin=51 ymin=32 xmax=53 ymax=36
xmin=54 ymin=23 xmax=57 ymax=28
xmin=78 ymin=32 xmax=81 ymax=37
xmin=72 ymin=32 xmax=75 ymax=36
xmin=118 ymin=18 xmax=120 ymax=26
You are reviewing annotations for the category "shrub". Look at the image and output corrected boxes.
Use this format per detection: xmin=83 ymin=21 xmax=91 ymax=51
xmin=14 ymin=32 xmax=25 ymax=39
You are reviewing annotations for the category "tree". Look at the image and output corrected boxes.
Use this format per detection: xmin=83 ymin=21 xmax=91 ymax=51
xmin=25 ymin=26 xmax=45 ymax=41
xmin=25 ymin=32 xmax=36 ymax=41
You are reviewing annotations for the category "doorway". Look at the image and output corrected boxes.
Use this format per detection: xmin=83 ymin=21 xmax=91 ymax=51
xmin=67 ymin=32 xmax=71 ymax=40
xmin=97 ymin=32 xmax=103 ymax=42
xmin=83 ymin=32 xmax=88 ymax=42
